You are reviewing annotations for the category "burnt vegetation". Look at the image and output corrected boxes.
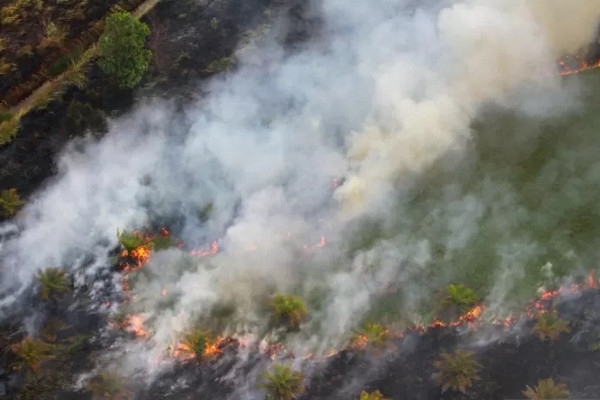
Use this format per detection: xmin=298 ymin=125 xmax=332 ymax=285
xmin=1 ymin=1 xmax=600 ymax=400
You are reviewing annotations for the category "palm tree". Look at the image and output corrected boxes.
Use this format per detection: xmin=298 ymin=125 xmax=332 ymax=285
xmin=36 ymin=267 xmax=71 ymax=300
xmin=270 ymin=294 xmax=307 ymax=330
xmin=11 ymin=337 xmax=55 ymax=374
xmin=432 ymin=349 xmax=480 ymax=393
xmin=532 ymin=310 xmax=570 ymax=341
xmin=523 ymin=378 xmax=569 ymax=399
xmin=444 ymin=284 xmax=478 ymax=311
xmin=258 ymin=363 xmax=305 ymax=400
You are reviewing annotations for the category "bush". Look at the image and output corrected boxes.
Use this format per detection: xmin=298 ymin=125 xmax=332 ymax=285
xmin=532 ymin=310 xmax=570 ymax=341
xmin=444 ymin=284 xmax=478 ymax=311
xmin=358 ymin=390 xmax=391 ymax=400
xmin=258 ymin=363 xmax=304 ymax=400
xmin=36 ymin=267 xmax=71 ymax=300
xmin=432 ymin=349 xmax=479 ymax=393
xmin=523 ymin=378 xmax=569 ymax=399
xmin=181 ymin=329 xmax=216 ymax=360
xmin=98 ymin=9 xmax=151 ymax=88
xmin=352 ymin=323 xmax=390 ymax=349
xmin=270 ymin=294 xmax=307 ymax=330
xmin=0 ymin=188 xmax=25 ymax=216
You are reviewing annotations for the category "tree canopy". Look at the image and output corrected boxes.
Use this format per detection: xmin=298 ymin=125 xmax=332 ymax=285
xmin=98 ymin=10 xmax=151 ymax=88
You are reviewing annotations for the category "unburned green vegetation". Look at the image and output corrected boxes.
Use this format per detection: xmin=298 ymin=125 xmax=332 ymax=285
xmin=98 ymin=9 xmax=151 ymax=88
xmin=258 ymin=363 xmax=305 ymax=400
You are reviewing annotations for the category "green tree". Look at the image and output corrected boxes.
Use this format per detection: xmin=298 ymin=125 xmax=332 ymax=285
xmin=98 ymin=9 xmax=151 ymax=88
xmin=270 ymin=294 xmax=307 ymax=330
xmin=432 ymin=349 xmax=480 ymax=393
xmin=523 ymin=378 xmax=569 ymax=399
xmin=444 ymin=284 xmax=478 ymax=311
xmin=258 ymin=363 xmax=304 ymax=400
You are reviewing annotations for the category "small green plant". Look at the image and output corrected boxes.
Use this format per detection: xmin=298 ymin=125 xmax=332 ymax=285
xmin=0 ymin=115 xmax=19 ymax=144
xmin=270 ymin=294 xmax=307 ymax=330
xmin=523 ymin=378 xmax=569 ymax=399
xmin=432 ymin=349 xmax=479 ymax=393
xmin=117 ymin=229 xmax=146 ymax=251
xmin=0 ymin=188 xmax=25 ymax=216
xmin=11 ymin=337 xmax=55 ymax=373
xmin=181 ymin=329 xmax=213 ymax=360
xmin=36 ymin=267 xmax=71 ymax=300
xmin=352 ymin=323 xmax=390 ymax=348
xmin=204 ymin=57 xmax=234 ymax=73
xmin=532 ymin=310 xmax=570 ymax=341
xmin=444 ymin=284 xmax=478 ymax=311
xmin=358 ymin=390 xmax=391 ymax=400
xmin=258 ymin=363 xmax=305 ymax=400
xmin=98 ymin=9 xmax=152 ymax=88
xmin=210 ymin=17 xmax=218 ymax=30
xmin=88 ymin=372 xmax=130 ymax=400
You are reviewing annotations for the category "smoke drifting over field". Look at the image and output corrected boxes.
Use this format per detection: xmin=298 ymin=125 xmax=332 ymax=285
xmin=2 ymin=0 xmax=600 ymax=384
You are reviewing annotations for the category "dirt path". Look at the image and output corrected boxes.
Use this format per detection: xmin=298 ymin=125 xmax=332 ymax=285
xmin=7 ymin=0 xmax=160 ymax=117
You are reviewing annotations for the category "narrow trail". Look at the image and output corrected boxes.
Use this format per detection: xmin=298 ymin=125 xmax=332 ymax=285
xmin=7 ymin=0 xmax=161 ymax=117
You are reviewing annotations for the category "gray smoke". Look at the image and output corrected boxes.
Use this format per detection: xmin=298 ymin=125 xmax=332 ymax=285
xmin=1 ymin=0 xmax=599 ymax=383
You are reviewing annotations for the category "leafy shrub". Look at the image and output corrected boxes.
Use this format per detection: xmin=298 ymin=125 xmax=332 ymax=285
xmin=11 ymin=337 xmax=55 ymax=373
xmin=258 ymin=363 xmax=305 ymax=400
xmin=532 ymin=310 xmax=570 ymax=341
xmin=181 ymin=329 xmax=213 ymax=360
xmin=432 ymin=349 xmax=479 ymax=393
xmin=358 ymin=390 xmax=391 ymax=400
xmin=523 ymin=378 xmax=569 ymax=399
xmin=352 ymin=323 xmax=390 ymax=348
xmin=0 ymin=188 xmax=25 ymax=216
xmin=36 ymin=267 xmax=71 ymax=299
xmin=444 ymin=284 xmax=478 ymax=311
xmin=270 ymin=294 xmax=307 ymax=330
xmin=88 ymin=372 xmax=130 ymax=400
xmin=98 ymin=9 xmax=152 ymax=88
xmin=117 ymin=229 xmax=146 ymax=252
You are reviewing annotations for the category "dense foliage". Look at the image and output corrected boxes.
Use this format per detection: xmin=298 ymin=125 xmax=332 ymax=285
xmin=98 ymin=9 xmax=151 ymax=88
xmin=270 ymin=294 xmax=307 ymax=330
xmin=258 ymin=364 xmax=305 ymax=400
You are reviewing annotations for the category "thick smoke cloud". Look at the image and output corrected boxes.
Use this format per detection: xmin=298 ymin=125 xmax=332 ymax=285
xmin=1 ymin=0 xmax=599 ymax=383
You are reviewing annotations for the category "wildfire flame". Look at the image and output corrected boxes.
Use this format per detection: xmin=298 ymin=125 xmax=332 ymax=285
xmin=126 ymin=314 xmax=149 ymax=338
xmin=190 ymin=241 xmax=219 ymax=257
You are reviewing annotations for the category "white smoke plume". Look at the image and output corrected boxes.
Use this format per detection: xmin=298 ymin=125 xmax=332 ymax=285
xmin=1 ymin=0 xmax=599 ymax=382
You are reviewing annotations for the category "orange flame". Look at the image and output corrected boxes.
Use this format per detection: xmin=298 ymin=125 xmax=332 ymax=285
xmin=190 ymin=241 xmax=219 ymax=257
xmin=127 ymin=314 xmax=149 ymax=338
